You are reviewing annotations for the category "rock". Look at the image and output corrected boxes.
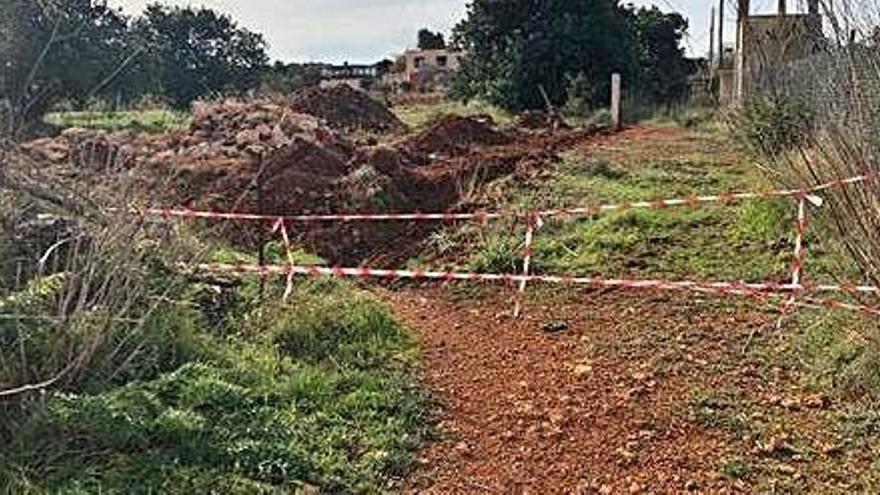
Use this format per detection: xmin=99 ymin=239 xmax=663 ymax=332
xmin=454 ymin=441 xmax=472 ymax=456
xmin=235 ymin=129 xmax=261 ymax=147
xmin=573 ymin=364 xmax=593 ymax=377
xmin=542 ymin=320 xmax=569 ymax=333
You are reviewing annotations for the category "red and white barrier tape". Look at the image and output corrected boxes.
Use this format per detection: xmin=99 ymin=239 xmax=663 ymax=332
xmin=271 ymin=218 xmax=296 ymax=301
xmin=192 ymin=261 xmax=868 ymax=297
xmin=133 ymin=173 xmax=871 ymax=224
xmin=514 ymin=214 xmax=542 ymax=317
xmin=140 ymin=207 xmax=501 ymax=223
xmin=187 ymin=262 xmax=880 ymax=316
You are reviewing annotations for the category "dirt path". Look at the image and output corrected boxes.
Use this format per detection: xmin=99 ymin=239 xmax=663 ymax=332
xmin=375 ymin=124 xmax=876 ymax=493
xmin=385 ymin=287 xmax=778 ymax=493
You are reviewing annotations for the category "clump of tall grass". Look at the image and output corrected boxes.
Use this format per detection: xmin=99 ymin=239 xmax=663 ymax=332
xmin=0 ymin=142 xmax=206 ymax=440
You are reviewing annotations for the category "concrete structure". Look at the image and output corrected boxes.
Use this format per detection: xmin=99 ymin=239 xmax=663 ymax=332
xmin=715 ymin=0 xmax=823 ymax=106
xmin=611 ymin=73 xmax=621 ymax=131
xmin=383 ymin=48 xmax=463 ymax=94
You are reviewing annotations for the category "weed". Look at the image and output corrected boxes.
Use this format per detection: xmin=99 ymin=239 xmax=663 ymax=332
xmin=721 ymin=458 xmax=753 ymax=480
xmin=271 ymin=289 xmax=412 ymax=368
xmin=691 ymin=391 xmax=752 ymax=436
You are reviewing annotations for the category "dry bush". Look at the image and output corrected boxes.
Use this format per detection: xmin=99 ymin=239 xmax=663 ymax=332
xmin=0 ymin=140 xmax=206 ymax=437
xmin=737 ymin=0 xmax=880 ymax=286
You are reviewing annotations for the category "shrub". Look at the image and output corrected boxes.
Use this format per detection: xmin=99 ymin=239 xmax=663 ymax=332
xmin=563 ymin=72 xmax=595 ymax=119
xmin=733 ymin=95 xmax=815 ymax=157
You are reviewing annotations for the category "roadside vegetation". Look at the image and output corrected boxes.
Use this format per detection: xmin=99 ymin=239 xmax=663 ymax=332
xmin=44 ymin=109 xmax=190 ymax=134
xmin=0 ymin=177 xmax=428 ymax=493
xmin=1 ymin=271 xmax=428 ymax=493
xmin=415 ymin=123 xmax=802 ymax=282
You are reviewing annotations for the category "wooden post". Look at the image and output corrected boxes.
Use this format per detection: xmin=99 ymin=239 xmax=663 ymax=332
xmin=610 ymin=73 xmax=622 ymax=131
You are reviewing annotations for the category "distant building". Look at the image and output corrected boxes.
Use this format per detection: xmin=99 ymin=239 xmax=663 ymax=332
xmin=382 ymin=48 xmax=463 ymax=94
xmin=714 ymin=0 xmax=824 ymax=106
xmin=319 ymin=63 xmax=379 ymax=91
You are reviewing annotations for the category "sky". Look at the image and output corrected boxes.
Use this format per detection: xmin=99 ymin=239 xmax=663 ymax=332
xmin=107 ymin=0 xmax=794 ymax=65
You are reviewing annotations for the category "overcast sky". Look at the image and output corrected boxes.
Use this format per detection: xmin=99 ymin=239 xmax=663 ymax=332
xmin=107 ymin=0 xmax=795 ymax=64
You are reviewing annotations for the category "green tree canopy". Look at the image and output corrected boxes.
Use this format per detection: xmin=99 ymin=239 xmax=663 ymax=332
xmin=418 ymin=29 xmax=447 ymax=50
xmin=134 ymin=5 xmax=268 ymax=109
xmin=634 ymin=6 xmax=692 ymax=103
xmin=0 ymin=0 xmax=133 ymax=136
xmin=450 ymin=0 xmax=694 ymax=112
xmin=260 ymin=62 xmax=323 ymax=95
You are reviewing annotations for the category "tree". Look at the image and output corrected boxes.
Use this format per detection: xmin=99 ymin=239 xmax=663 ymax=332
xmin=450 ymin=0 xmax=641 ymax=111
xmin=134 ymin=5 xmax=268 ymax=109
xmin=260 ymin=62 xmax=323 ymax=95
xmin=633 ymin=6 xmax=693 ymax=104
xmin=418 ymin=29 xmax=447 ymax=50
xmin=0 ymin=0 xmax=135 ymax=136
xmin=375 ymin=58 xmax=395 ymax=77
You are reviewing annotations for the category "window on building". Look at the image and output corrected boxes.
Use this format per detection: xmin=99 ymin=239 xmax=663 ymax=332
xmin=414 ymin=57 xmax=424 ymax=69
xmin=437 ymin=55 xmax=448 ymax=68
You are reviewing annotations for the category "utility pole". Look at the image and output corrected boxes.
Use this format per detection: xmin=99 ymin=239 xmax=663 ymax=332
xmin=778 ymin=0 xmax=786 ymax=15
xmin=718 ymin=0 xmax=725 ymax=66
xmin=611 ymin=73 xmax=622 ymax=131
xmin=709 ymin=6 xmax=716 ymax=65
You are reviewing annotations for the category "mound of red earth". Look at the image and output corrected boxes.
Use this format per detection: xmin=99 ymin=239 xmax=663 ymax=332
xmin=402 ymin=115 xmax=514 ymax=160
xmin=19 ymin=98 xmax=609 ymax=266
xmin=290 ymin=85 xmax=404 ymax=134
xmin=148 ymin=99 xmax=354 ymax=169
xmin=20 ymin=128 xmax=140 ymax=171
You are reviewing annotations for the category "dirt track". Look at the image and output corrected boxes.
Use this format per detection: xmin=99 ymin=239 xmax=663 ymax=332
xmin=386 ymin=287 xmax=774 ymax=494
xmin=379 ymin=126 xmax=872 ymax=494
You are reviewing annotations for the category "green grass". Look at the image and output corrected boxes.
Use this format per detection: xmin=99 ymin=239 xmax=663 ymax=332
xmin=419 ymin=131 xmax=808 ymax=283
xmin=1 ymin=273 xmax=428 ymax=494
xmin=45 ymin=109 xmax=190 ymax=134
xmin=393 ymin=100 xmax=513 ymax=130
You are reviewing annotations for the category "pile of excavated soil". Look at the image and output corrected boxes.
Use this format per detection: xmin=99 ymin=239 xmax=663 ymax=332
xmin=148 ymin=99 xmax=354 ymax=168
xmin=20 ymin=128 xmax=140 ymax=171
xmin=19 ymin=99 xmax=614 ymax=264
xmin=290 ymin=86 xmax=404 ymax=134
xmin=403 ymin=115 xmax=514 ymax=160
